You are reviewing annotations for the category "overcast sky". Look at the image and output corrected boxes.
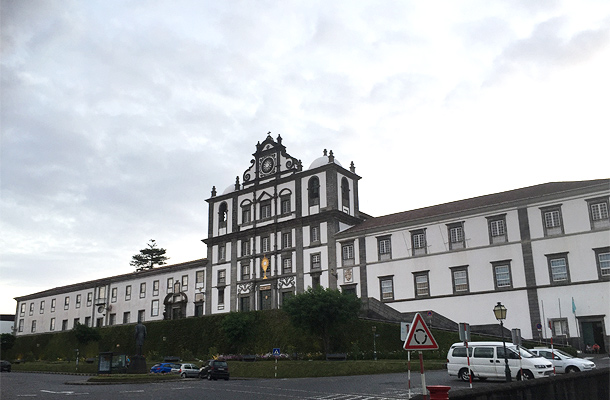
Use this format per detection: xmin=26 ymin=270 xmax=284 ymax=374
xmin=1 ymin=0 xmax=609 ymax=314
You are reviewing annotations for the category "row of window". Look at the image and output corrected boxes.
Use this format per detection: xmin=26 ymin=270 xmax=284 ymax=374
xmin=217 ymin=225 xmax=321 ymax=263
xmin=17 ymin=308 xmax=153 ymax=333
xmin=224 ymin=243 xmax=610 ymax=287
xmin=218 ymin=251 xmax=323 ymax=285
xmin=377 ymin=247 xmax=610 ymax=301
xmin=218 ymin=176 xmax=353 ymax=229
xmin=341 ymin=198 xmax=609 ymax=264
xmin=19 ymin=272 xmax=204 ymax=318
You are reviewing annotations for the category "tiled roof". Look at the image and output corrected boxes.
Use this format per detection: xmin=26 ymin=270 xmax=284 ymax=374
xmin=340 ymin=179 xmax=609 ymax=236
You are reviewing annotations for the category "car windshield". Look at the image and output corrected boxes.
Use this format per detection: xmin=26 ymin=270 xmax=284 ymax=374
xmin=553 ymin=349 xmax=572 ymax=358
xmin=514 ymin=346 xmax=536 ymax=358
xmin=214 ymin=361 xmax=228 ymax=367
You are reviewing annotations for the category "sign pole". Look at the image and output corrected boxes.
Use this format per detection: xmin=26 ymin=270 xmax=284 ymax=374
xmin=460 ymin=322 xmax=472 ymax=389
xmin=403 ymin=313 xmax=438 ymax=399
xmin=272 ymin=347 xmax=280 ymax=378
xmin=466 ymin=341 xmax=472 ymax=389
xmin=407 ymin=350 xmax=411 ymax=399
xmin=419 ymin=351 xmax=427 ymax=400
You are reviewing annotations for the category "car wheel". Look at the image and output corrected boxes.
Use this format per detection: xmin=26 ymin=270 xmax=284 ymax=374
xmin=458 ymin=368 xmax=471 ymax=382
xmin=181 ymin=372 xmax=186 ymax=378
xmin=225 ymin=377 xmax=229 ymax=381
xmin=518 ymin=370 xmax=534 ymax=380
xmin=207 ymin=373 xmax=212 ymax=380
xmin=565 ymin=366 xmax=580 ymax=373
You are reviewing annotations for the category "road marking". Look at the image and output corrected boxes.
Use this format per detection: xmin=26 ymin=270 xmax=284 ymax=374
xmin=41 ymin=390 xmax=74 ymax=394
xmin=40 ymin=389 xmax=90 ymax=396
xmin=200 ymin=384 xmax=411 ymax=400
xmin=120 ymin=390 xmax=145 ymax=393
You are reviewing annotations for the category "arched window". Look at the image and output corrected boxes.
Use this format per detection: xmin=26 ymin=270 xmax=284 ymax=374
xmin=240 ymin=200 xmax=252 ymax=224
xmin=218 ymin=202 xmax=228 ymax=228
xmin=308 ymin=176 xmax=320 ymax=207
xmin=341 ymin=177 xmax=350 ymax=210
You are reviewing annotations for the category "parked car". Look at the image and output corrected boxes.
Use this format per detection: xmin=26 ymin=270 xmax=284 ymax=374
xmin=0 ymin=360 xmax=11 ymax=372
xmin=172 ymin=363 xmax=200 ymax=378
xmin=199 ymin=359 xmax=229 ymax=380
xmin=529 ymin=348 xmax=596 ymax=373
xmin=447 ymin=342 xmax=554 ymax=381
xmin=150 ymin=362 xmax=177 ymax=374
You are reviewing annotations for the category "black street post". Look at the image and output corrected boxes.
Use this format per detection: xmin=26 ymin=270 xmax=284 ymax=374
xmin=493 ymin=302 xmax=511 ymax=382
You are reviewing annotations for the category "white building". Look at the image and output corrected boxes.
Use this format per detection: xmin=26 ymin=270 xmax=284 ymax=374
xmin=14 ymin=135 xmax=609 ymax=352
xmin=14 ymin=259 xmax=205 ymax=335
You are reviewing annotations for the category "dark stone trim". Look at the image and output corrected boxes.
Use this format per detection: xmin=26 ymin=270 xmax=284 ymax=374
xmin=358 ymin=236 xmax=367 ymax=298
xmin=295 ymin=225 xmax=304 ymax=293
xmin=518 ymin=207 xmax=542 ymax=340
xmin=326 ymin=169 xmax=338 ymax=211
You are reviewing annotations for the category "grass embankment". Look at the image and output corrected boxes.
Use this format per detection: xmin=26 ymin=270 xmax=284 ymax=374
xmin=11 ymin=358 xmax=446 ymax=380
xmin=231 ymin=359 xmax=446 ymax=379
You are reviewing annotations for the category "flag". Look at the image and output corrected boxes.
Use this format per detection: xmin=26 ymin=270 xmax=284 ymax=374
xmin=572 ymin=297 xmax=576 ymax=314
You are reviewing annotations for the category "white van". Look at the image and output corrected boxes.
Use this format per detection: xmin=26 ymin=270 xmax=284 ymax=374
xmin=447 ymin=341 xmax=554 ymax=381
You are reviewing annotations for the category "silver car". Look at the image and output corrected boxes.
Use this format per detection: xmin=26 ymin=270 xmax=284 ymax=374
xmin=172 ymin=363 xmax=201 ymax=378
xmin=529 ymin=348 xmax=596 ymax=373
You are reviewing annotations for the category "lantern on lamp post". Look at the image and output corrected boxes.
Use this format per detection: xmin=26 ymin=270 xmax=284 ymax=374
xmin=493 ymin=302 xmax=511 ymax=382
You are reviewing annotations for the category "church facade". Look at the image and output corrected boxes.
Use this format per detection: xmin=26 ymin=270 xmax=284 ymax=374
xmin=203 ymin=134 xmax=365 ymax=315
xmin=13 ymin=135 xmax=610 ymax=351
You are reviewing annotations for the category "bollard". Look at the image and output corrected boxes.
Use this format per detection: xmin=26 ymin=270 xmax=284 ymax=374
xmin=427 ymin=385 xmax=451 ymax=400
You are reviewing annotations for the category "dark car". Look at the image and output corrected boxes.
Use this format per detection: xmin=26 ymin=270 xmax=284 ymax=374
xmin=0 ymin=360 xmax=11 ymax=372
xmin=199 ymin=359 xmax=229 ymax=380
xmin=150 ymin=362 xmax=176 ymax=374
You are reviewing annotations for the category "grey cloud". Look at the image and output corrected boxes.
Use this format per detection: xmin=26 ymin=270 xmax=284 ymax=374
xmin=487 ymin=17 xmax=610 ymax=83
xmin=2 ymin=0 xmax=608 ymax=314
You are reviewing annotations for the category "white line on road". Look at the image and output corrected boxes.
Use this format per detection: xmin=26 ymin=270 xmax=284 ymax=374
xmin=40 ymin=390 xmax=90 ymax=395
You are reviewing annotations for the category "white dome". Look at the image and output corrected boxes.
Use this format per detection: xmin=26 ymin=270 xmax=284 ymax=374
xmin=309 ymin=156 xmax=342 ymax=169
xmin=222 ymin=184 xmax=235 ymax=195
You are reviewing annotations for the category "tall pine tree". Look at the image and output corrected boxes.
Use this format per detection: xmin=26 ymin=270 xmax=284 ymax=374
xmin=130 ymin=239 xmax=169 ymax=271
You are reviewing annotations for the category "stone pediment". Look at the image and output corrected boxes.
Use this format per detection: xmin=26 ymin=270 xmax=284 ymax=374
xmin=242 ymin=133 xmax=301 ymax=186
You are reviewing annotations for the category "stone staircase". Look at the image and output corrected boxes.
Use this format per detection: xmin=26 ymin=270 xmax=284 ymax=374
xmin=360 ymin=297 xmax=512 ymax=337
xmin=360 ymin=297 xmax=458 ymax=330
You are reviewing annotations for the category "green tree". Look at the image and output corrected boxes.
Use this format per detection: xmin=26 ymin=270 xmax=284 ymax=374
xmin=73 ymin=322 xmax=101 ymax=346
xmin=282 ymin=286 xmax=361 ymax=354
xmin=1 ymin=333 xmax=16 ymax=355
xmin=221 ymin=312 xmax=256 ymax=353
xmin=130 ymin=239 xmax=169 ymax=271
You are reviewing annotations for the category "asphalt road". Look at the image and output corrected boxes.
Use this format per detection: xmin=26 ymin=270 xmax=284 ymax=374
xmin=2 ymin=355 xmax=608 ymax=400
xmin=1 ymin=369 xmax=459 ymax=400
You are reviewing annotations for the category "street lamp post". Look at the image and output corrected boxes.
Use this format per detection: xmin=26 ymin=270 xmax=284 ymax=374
xmin=493 ymin=302 xmax=512 ymax=382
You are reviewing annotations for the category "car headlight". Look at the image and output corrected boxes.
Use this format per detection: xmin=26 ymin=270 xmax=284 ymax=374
xmin=535 ymin=364 xmax=549 ymax=369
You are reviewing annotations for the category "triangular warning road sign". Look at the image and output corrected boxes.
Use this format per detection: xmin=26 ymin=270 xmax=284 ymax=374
xmin=403 ymin=313 xmax=438 ymax=350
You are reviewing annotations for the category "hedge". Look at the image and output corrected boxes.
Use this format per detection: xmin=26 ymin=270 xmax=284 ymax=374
xmin=5 ymin=310 xmax=557 ymax=363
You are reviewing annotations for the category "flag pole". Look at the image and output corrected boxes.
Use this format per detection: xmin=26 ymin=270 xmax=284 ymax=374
xmin=572 ymin=297 xmax=581 ymax=350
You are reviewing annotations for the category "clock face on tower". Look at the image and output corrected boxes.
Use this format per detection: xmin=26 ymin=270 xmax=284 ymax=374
xmin=261 ymin=157 xmax=274 ymax=174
